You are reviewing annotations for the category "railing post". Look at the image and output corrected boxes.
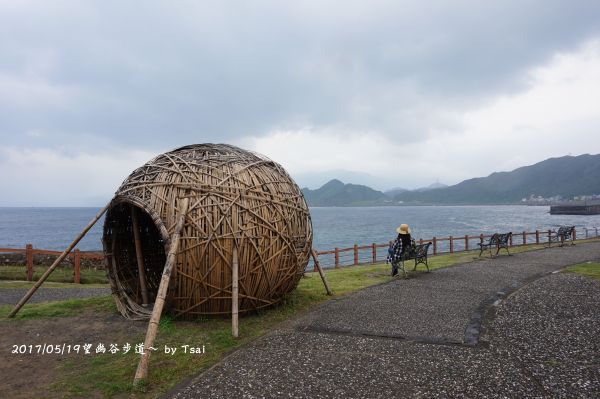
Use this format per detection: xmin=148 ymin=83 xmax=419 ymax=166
xmin=535 ymin=230 xmax=539 ymax=245
xmin=432 ymin=237 xmax=437 ymax=255
xmin=522 ymin=231 xmax=526 ymax=246
xmin=573 ymin=228 xmax=576 ymax=241
xmin=334 ymin=247 xmax=340 ymax=269
xmin=548 ymin=229 xmax=552 ymax=243
xmin=353 ymin=244 xmax=358 ymax=265
xmin=371 ymin=243 xmax=376 ymax=263
xmin=509 ymin=234 xmax=513 ymax=247
xmin=585 ymin=228 xmax=588 ymax=239
xmin=26 ymin=244 xmax=33 ymax=282
xmin=449 ymin=236 xmax=453 ymax=253
xmin=74 ymin=249 xmax=81 ymax=284
xmin=464 ymin=235 xmax=469 ymax=251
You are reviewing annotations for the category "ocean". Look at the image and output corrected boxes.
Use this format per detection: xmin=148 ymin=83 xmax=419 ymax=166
xmin=1 ymin=206 xmax=600 ymax=252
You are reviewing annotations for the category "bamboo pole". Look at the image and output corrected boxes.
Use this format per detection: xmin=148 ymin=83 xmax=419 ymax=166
xmin=131 ymin=206 xmax=150 ymax=306
xmin=311 ymin=249 xmax=332 ymax=296
xmin=232 ymin=246 xmax=239 ymax=338
xmin=8 ymin=203 xmax=110 ymax=318
xmin=133 ymin=197 xmax=189 ymax=386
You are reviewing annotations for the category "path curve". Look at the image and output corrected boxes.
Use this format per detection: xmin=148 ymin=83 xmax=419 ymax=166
xmin=169 ymin=242 xmax=600 ymax=398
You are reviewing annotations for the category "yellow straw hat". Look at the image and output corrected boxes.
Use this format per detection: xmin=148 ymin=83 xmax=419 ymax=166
xmin=396 ymin=224 xmax=411 ymax=235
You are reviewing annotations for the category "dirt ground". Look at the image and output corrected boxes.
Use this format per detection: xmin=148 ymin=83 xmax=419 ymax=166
xmin=0 ymin=309 xmax=147 ymax=399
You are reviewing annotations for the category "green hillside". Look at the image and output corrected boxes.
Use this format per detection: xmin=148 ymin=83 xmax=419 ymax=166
xmin=301 ymin=179 xmax=389 ymax=206
xmin=395 ymin=154 xmax=600 ymax=204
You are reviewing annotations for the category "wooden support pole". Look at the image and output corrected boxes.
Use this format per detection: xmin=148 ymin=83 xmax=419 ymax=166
xmin=74 ymin=249 xmax=81 ymax=284
xmin=432 ymin=237 xmax=437 ymax=255
xmin=522 ymin=231 xmax=526 ymax=246
xmin=8 ymin=203 xmax=110 ymax=318
xmin=334 ymin=248 xmax=340 ymax=269
xmin=232 ymin=246 xmax=239 ymax=338
xmin=25 ymin=244 xmax=33 ymax=282
xmin=449 ymin=236 xmax=454 ymax=253
xmin=131 ymin=206 xmax=150 ymax=306
xmin=134 ymin=197 xmax=189 ymax=386
xmin=353 ymin=244 xmax=358 ymax=265
xmin=464 ymin=235 xmax=469 ymax=251
xmin=536 ymin=230 xmax=540 ymax=245
xmin=311 ymin=249 xmax=332 ymax=296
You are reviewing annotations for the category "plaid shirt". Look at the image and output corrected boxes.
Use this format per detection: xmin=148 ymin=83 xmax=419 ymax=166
xmin=386 ymin=238 xmax=404 ymax=264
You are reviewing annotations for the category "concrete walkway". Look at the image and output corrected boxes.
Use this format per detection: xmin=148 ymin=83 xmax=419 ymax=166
xmin=169 ymin=243 xmax=600 ymax=398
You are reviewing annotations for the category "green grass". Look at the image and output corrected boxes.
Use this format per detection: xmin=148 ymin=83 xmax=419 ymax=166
xmin=563 ymin=262 xmax=600 ymax=280
xmin=0 ymin=295 xmax=115 ymax=319
xmin=49 ymin=263 xmax=396 ymax=398
xmin=0 ymin=265 xmax=108 ymax=284
xmin=6 ymin=238 xmax=600 ymax=398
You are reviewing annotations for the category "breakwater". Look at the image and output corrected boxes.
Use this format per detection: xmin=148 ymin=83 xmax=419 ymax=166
xmin=550 ymin=204 xmax=600 ymax=215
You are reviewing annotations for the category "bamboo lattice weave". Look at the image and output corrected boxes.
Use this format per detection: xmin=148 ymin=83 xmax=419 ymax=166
xmin=102 ymin=144 xmax=313 ymax=319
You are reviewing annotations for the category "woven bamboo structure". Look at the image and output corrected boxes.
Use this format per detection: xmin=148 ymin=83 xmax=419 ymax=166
xmin=103 ymin=144 xmax=312 ymax=319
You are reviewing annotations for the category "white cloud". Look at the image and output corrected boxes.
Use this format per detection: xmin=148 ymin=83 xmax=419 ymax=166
xmin=0 ymin=147 xmax=156 ymax=206
xmin=0 ymin=73 xmax=78 ymax=107
xmin=1 ymin=2 xmax=600 ymax=202
xmin=245 ymin=39 xmax=600 ymax=190
xmin=456 ymin=39 xmax=600 ymax=171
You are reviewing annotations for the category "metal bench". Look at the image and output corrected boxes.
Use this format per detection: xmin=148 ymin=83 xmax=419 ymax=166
xmin=390 ymin=241 xmax=432 ymax=277
xmin=547 ymin=225 xmax=575 ymax=247
xmin=478 ymin=232 xmax=512 ymax=257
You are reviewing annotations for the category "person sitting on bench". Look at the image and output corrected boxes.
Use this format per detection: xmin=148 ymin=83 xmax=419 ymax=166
xmin=387 ymin=223 xmax=412 ymax=276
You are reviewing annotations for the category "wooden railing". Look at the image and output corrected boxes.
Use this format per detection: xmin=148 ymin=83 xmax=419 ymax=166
xmin=3 ymin=225 xmax=599 ymax=279
xmin=312 ymin=227 xmax=599 ymax=270
xmin=0 ymin=245 xmax=104 ymax=283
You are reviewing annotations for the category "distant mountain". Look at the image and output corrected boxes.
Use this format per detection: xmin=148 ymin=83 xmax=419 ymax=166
xmin=302 ymin=179 xmax=389 ymax=206
xmin=414 ymin=182 xmax=449 ymax=192
xmin=394 ymin=154 xmax=600 ymax=204
xmin=384 ymin=187 xmax=409 ymax=197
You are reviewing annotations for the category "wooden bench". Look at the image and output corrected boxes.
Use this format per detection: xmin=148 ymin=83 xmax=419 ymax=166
xmin=547 ymin=225 xmax=575 ymax=247
xmin=478 ymin=232 xmax=512 ymax=257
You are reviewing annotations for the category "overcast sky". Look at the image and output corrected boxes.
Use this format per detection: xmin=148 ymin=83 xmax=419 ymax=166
xmin=1 ymin=0 xmax=600 ymax=206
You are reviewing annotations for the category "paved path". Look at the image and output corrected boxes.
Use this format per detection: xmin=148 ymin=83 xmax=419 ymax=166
xmin=169 ymin=243 xmax=600 ymax=398
xmin=0 ymin=287 xmax=111 ymax=305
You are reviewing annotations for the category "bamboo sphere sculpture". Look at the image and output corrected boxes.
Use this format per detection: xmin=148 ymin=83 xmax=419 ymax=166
xmin=103 ymin=144 xmax=313 ymax=319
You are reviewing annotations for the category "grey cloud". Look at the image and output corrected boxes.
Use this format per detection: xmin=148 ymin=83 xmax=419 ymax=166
xmin=1 ymin=0 xmax=600 ymax=150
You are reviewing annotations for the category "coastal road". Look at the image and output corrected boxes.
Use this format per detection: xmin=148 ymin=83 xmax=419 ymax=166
xmin=169 ymin=242 xmax=600 ymax=398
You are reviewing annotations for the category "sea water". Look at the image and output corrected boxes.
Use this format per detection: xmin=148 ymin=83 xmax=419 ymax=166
xmin=1 ymin=206 xmax=600 ymax=252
